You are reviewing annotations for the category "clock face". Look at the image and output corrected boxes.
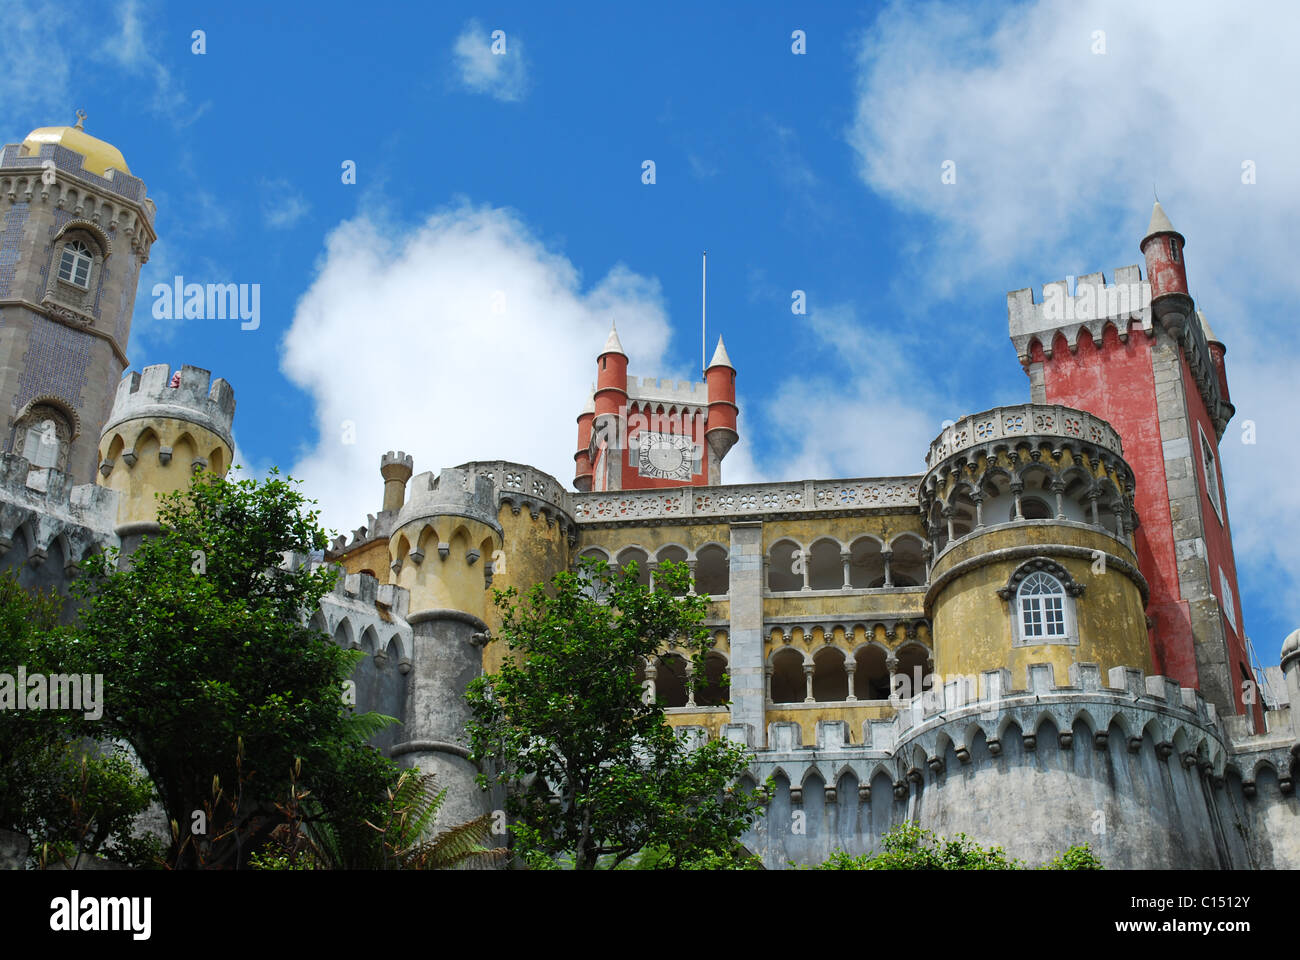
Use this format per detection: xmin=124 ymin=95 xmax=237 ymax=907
xmin=637 ymin=432 xmax=697 ymax=481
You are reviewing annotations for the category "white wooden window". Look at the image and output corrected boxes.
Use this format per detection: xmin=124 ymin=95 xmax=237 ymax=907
xmin=1199 ymin=424 xmax=1223 ymax=522
xmin=58 ymin=240 xmax=93 ymax=288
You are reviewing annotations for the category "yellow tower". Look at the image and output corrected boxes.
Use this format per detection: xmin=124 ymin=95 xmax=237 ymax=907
xmin=95 ymin=364 xmax=235 ymax=544
xmin=921 ymin=404 xmax=1153 ymax=689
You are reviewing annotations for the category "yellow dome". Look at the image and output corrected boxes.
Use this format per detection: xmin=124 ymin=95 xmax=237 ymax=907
xmin=21 ymin=123 xmax=130 ymax=177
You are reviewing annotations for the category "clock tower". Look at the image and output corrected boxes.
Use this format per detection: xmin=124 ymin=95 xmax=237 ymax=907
xmin=573 ymin=326 xmax=738 ymax=492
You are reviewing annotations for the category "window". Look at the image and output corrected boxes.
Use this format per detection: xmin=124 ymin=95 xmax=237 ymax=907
xmin=57 ymin=240 xmax=93 ymax=288
xmin=1169 ymin=237 xmax=1180 ymax=263
xmin=1218 ymin=567 xmax=1238 ymax=637
xmin=1200 ymin=425 xmax=1222 ymax=522
xmin=1018 ymin=572 xmax=1067 ymax=639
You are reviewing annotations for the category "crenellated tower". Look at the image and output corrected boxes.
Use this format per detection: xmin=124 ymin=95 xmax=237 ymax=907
xmin=576 ymin=326 xmax=739 ymax=492
xmin=1007 ymin=202 xmax=1254 ymax=728
xmin=96 ymin=363 xmax=235 ymax=550
xmin=0 ymin=117 xmax=157 ymax=485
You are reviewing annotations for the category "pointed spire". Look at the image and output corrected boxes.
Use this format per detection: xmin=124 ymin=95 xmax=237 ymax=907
xmin=707 ymin=335 xmax=734 ymax=370
xmin=1145 ymin=200 xmax=1178 ymax=240
xmin=1197 ymin=310 xmax=1220 ymax=344
xmin=600 ymin=322 xmax=626 ymax=357
xmin=582 ymin=383 xmax=596 ymax=414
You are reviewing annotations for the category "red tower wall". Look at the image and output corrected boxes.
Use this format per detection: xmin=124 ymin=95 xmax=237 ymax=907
xmin=1034 ymin=325 xmax=1191 ymax=682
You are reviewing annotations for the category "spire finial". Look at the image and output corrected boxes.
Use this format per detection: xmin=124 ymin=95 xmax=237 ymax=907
xmin=74 ymin=109 xmax=86 ymax=131
xmin=1153 ymin=183 xmax=1159 ymax=204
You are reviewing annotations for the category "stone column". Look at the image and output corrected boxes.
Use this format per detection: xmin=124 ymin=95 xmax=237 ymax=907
xmin=803 ymin=662 xmax=815 ymax=703
xmin=685 ymin=659 xmax=696 ymax=708
xmin=1052 ymin=478 xmax=1066 ymax=520
xmin=944 ymin=507 xmax=955 ymax=543
xmin=1010 ymin=480 xmax=1025 ymax=520
xmin=764 ymin=664 xmax=773 ymax=703
xmin=392 ymin=610 xmax=493 ymax=830
xmin=845 ymin=658 xmax=858 ymax=701
xmin=972 ymin=491 xmax=985 ymax=528
xmin=886 ymin=655 xmax=900 ymax=701
xmin=647 ymin=560 xmax=658 ymax=591
xmin=685 ymin=558 xmax=697 ymax=595
xmin=840 ymin=549 xmax=852 ymax=590
xmin=643 ymin=659 xmax=657 ymax=705
xmin=1087 ymin=490 xmax=1101 ymax=527
xmin=727 ymin=522 xmax=765 ymax=746
xmin=799 ymin=546 xmax=810 ymax=592
xmin=881 ymin=549 xmax=893 ymax=587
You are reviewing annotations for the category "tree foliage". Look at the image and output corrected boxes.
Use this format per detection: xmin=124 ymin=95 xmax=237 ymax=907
xmin=815 ymin=822 xmax=1104 ymax=870
xmin=0 ymin=572 xmax=157 ymax=868
xmin=65 ymin=468 xmax=397 ymax=868
xmin=467 ymin=556 xmax=768 ymax=869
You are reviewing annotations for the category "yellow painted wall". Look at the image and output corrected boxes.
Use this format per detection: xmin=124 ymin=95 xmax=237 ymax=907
xmin=97 ymin=417 xmax=231 ymax=528
xmin=929 ymin=524 xmax=1152 ymax=688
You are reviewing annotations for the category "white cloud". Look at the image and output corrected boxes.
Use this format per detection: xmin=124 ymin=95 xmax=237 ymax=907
xmin=280 ymin=200 xmax=673 ymax=535
xmin=757 ymin=303 xmax=952 ymax=481
xmin=260 ymin=179 xmax=312 ymax=229
xmin=849 ymin=0 xmax=1300 ymax=649
xmin=0 ymin=3 xmax=74 ymax=126
xmin=452 ymin=19 xmax=530 ymax=102
xmin=100 ymin=0 xmax=202 ymax=122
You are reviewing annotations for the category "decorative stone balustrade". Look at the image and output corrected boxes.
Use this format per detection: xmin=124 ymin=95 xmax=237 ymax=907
xmin=926 ymin=404 xmax=1123 ymax=471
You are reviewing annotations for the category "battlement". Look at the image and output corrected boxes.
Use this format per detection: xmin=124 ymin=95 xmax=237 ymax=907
xmin=101 ymin=364 xmax=236 ymax=449
xmin=395 ymin=467 xmax=502 ymax=535
xmin=1007 ymin=265 xmax=1153 ymax=362
xmin=626 ymin=375 xmax=709 ymax=405
xmin=381 ymin=450 xmax=413 ymax=471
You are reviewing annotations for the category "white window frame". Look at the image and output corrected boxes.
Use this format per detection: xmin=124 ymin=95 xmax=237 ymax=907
xmin=57 ymin=239 xmax=93 ymax=289
xmin=1198 ymin=422 xmax=1223 ymax=524
xmin=1012 ymin=571 xmax=1078 ymax=646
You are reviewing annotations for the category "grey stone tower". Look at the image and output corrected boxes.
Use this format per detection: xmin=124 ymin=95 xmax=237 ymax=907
xmin=0 ymin=116 xmax=156 ymax=485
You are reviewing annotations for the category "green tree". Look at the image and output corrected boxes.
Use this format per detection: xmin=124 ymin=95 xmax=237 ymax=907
xmin=67 ymin=468 xmax=397 ymax=868
xmin=0 ymin=572 xmax=157 ymax=868
xmin=467 ymin=556 xmax=768 ymax=869
xmin=815 ymin=822 xmax=1103 ymax=870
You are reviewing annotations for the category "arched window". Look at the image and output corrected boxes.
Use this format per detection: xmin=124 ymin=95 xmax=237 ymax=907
xmin=58 ymin=240 xmax=93 ymax=288
xmin=12 ymin=402 xmax=73 ymax=474
xmin=1016 ymin=572 xmax=1071 ymax=642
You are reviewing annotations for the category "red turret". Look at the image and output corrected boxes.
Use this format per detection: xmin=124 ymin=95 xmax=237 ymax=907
xmin=1140 ymin=201 xmax=1189 ymax=306
xmin=574 ymin=386 xmax=595 ymax=491
xmin=705 ymin=337 xmax=738 ymax=484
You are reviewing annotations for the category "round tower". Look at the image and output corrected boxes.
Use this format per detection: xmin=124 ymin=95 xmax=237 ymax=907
xmin=0 ymin=117 xmax=157 ymax=484
xmin=704 ymin=336 xmax=738 ymax=485
xmin=1282 ymin=629 xmax=1300 ymax=741
xmin=921 ymin=404 xmax=1153 ymax=689
xmin=96 ymin=363 xmax=235 ymax=549
xmin=380 ymin=450 xmax=413 ymax=514
xmin=386 ymin=466 xmax=503 ymax=828
xmin=1140 ymin=201 xmax=1192 ymax=334
xmin=591 ymin=324 xmax=628 ymax=490
xmin=573 ymin=387 xmax=595 ymax=492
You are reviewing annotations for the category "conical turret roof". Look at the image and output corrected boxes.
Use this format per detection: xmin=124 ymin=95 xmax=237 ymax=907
xmin=707 ymin=335 xmax=734 ymax=370
xmin=600 ymin=322 xmax=626 ymax=357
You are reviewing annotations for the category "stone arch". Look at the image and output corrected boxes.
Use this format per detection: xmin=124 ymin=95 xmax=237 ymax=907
xmin=806 ymin=537 xmax=844 ymax=590
xmin=770 ymin=647 xmax=806 ymax=704
xmin=695 ymin=650 xmax=730 ymax=706
xmin=768 ymin=538 xmax=803 ymax=592
xmin=332 ymin=617 xmax=355 ymax=648
xmin=616 ymin=546 xmax=651 ymax=586
xmin=888 ymin=533 xmax=926 ymax=586
xmin=853 ymin=643 xmax=891 ymax=700
xmin=811 ymin=646 xmax=848 ymax=702
xmin=848 ymin=535 xmax=885 ymax=588
xmin=694 ymin=542 xmax=728 ymax=596
xmin=654 ymin=652 xmax=689 ymax=707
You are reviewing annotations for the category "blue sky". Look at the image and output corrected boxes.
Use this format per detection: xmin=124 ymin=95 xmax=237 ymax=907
xmin=4 ymin=0 xmax=1298 ymax=665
